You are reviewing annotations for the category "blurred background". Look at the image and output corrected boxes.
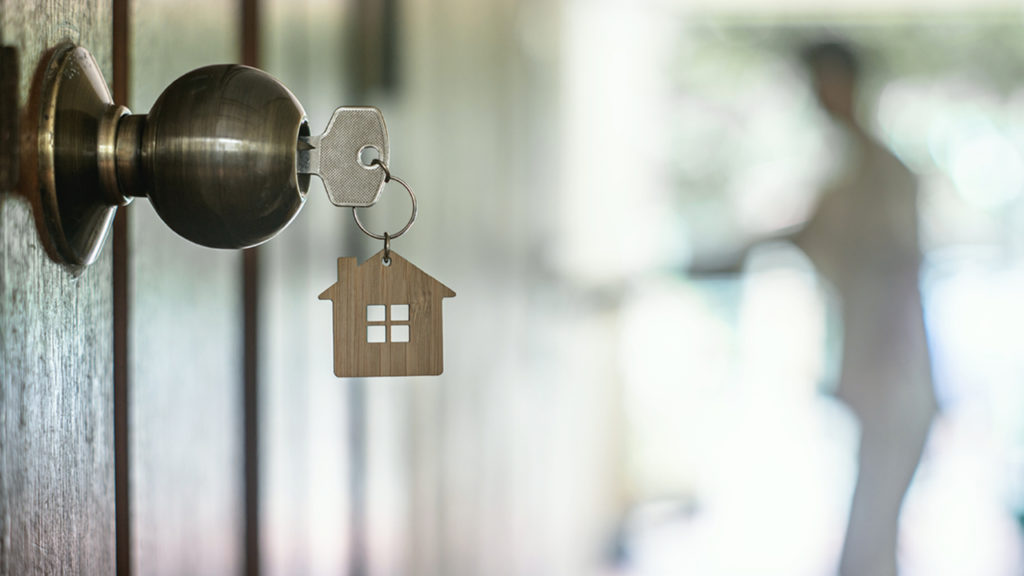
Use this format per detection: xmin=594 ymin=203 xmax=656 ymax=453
xmin=124 ymin=0 xmax=1024 ymax=574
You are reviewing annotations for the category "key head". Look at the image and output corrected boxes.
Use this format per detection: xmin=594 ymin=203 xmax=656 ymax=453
xmin=317 ymin=107 xmax=390 ymax=207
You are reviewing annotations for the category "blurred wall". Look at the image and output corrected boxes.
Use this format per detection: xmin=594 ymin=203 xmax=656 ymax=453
xmin=120 ymin=1 xmax=1024 ymax=575
xmin=259 ymin=1 xmax=626 ymax=575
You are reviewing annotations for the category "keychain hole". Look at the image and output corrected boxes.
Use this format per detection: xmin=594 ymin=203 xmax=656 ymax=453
xmin=382 ymin=256 xmax=392 ymax=267
xmin=358 ymin=145 xmax=381 ymax=168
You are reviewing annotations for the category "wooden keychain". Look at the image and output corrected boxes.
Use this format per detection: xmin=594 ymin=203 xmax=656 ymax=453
xmin=319 ymin=161 xmax=455 ymax=377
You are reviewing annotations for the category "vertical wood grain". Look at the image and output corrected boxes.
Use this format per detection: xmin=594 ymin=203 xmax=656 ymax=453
xmin=0 ymin=1 xmax=115 ymax=574
xmin=319 ymin=251 xmax=454 ymax=378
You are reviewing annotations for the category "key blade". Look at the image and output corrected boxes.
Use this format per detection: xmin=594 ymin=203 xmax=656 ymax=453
xmin=296 ymin=134 xmax=318 ymax=174
xmin=307 ymin=107 xmax=389 ymax=207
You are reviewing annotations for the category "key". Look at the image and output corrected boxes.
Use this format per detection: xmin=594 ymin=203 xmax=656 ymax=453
xmin=297 ymin=106 xmax=390 ymax=207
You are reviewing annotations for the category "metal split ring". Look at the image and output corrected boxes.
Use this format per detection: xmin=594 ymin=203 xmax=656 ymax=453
xmin=352 ymin=160 xmax=417 ymax=241
xmin=374 ymin=158 xmax=391 ymax=182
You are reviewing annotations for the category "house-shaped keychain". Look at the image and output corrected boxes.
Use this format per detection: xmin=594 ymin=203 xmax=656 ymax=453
xmin=319 ymin=250 xmax=455 ymax=377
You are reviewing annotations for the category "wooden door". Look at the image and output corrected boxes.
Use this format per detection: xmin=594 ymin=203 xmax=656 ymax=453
xmin=126 ymin=2 xmax=246 ymax=574
xmin=0 ymin=1 xmax=116 ymax=574
xmin=0 ymin=2 xmax=252 ymax=574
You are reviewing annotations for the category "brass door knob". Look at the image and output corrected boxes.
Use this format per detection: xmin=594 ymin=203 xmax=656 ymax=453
xmin=119 ymin=64 xmax=307 ymax=250
xmin=27 ymin=42 xmax=386 ymax=269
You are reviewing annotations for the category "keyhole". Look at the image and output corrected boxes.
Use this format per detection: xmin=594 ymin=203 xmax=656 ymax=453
xmin=358 ymin=145 xmax=381 ymax=168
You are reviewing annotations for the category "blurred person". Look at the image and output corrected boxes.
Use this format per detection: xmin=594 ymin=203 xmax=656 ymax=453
xmin=798 ymin=40 xmax=935 ymax=576
xmin=694 ymin=40 xmax=937 ymax=576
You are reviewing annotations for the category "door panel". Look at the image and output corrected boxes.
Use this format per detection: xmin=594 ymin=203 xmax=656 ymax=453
xmin=259 ymin=1 xmax=353 ymax=572
xmin=0 ymin=1 xmax=115 ymax=574
xmin=127 ymin=1 xmax=244 ymax=574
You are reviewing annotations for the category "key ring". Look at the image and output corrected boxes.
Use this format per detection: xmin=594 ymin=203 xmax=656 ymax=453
xmin=352 ymin=159 xmax=418 ymax=241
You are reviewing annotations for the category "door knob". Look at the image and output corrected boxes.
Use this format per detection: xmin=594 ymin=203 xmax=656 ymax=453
xmin=26 ymin=42 xmax=388 ymax=269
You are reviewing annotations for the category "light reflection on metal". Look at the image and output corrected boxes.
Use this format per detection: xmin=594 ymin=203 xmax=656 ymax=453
xmin=116 ymin=62 xmax=308 ymax=249
xmin=30 ymin=42 xmax=317 ymax=268
xmin=29 ymin=42 xmax=128 ymax=269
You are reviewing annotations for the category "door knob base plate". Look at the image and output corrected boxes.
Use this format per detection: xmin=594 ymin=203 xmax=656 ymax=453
xmin=28 ymin=42 xmax=127 ymax=269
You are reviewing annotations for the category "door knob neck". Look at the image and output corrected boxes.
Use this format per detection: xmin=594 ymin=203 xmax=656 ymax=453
xmin=98 ymin=106 xmax=135 ymax=207
xmin=110 ymin=113 xmax=146 ymax=203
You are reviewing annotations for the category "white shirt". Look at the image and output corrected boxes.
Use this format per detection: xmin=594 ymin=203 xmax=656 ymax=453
xmin=796 ymin=129 xmax=936 ymax=420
